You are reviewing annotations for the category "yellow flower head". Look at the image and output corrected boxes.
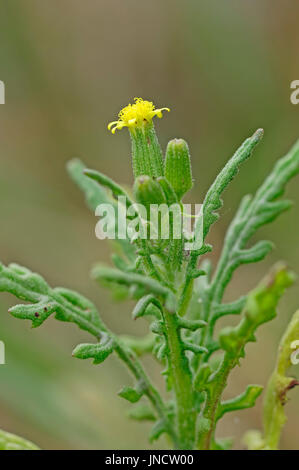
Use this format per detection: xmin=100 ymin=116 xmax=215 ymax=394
xmin=108 ymin=98 xmax=170 ymax=134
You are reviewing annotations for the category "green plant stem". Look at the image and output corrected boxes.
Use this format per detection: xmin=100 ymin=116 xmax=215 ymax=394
xmin=163 ymin=309 xmax=196 ymax=449
xmin=178 ymin=246 xmax=211 ymax=318
xmin=262 ymin=310 xmax=299 ymax=449
xmin=197 ymin=356 xmax=231 ymax=449
xmin=139 ymin=239 xmax=163 ymax=282
xmin=85 ymin=321 xmax=178 ymax=446
xmin=113 ymin=340 xmax=178 ymax=447
xmin=198 ymin=265 xmax=294 ymax=449
xmin=177 ymin=254 xmax=196 ymax=317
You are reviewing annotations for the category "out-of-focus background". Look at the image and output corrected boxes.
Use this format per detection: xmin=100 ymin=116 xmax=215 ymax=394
xmin=0 ymin=0 xmax=298 ymax=449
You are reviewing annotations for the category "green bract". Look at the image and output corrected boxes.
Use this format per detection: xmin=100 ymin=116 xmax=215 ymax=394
xmin=1 ymin=100 xmax=299 ymax=450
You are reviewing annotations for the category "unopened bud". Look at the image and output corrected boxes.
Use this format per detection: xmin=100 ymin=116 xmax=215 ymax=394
xmin=164 ymin=138 xmax=193 ymax=200
xmin=133 ymin=175 xmax=166 ymax=214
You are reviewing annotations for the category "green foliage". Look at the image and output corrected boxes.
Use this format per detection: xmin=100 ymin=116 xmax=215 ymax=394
xmin=0 ymin=262 xmax=107 ymax=334
xmin=219 ymin=265 xmax=295 ymax=359
xmin=0 ymin=429 xmax=39 ymax=450
xmin=216 ymin=385 xmax=263 ymax=421
xmin=127 ymin=404 xmax=156 ymax=421
xmin=67 ymin=158 xmax=135 ymax=261
xmin=200 ymin=128 xmax=264 ymax=240
xmin=1 ymin=103 xmax=299 ymax=450
xmin=118 ymin=385 xmax=144 ymax=403
xmin=72 ymin=336 xmax=114 ymax=364
xmin=197 ymin=264 xmax=295 ymax=449
xmin=67 ymin=158 xmax=110 ymax=211
xmin=244 ymin=310 xmax=299 ymax=450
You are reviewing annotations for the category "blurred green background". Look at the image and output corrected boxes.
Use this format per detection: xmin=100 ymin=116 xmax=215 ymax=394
xmin=0 ymin=0 xmax=298 ymax=449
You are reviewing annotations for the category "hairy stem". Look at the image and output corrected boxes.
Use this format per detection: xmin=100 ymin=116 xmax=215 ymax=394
xmin=197 ymin=357 xmax=231 ymax=449
xmin=113 ymin=340 xmax=178 ymax=447
xmin=163 ymin=309 xmax=196 ymax=449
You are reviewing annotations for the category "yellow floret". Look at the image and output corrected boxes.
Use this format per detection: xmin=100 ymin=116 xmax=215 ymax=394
xmin=108 ymin=98 xmax=170 ymax=134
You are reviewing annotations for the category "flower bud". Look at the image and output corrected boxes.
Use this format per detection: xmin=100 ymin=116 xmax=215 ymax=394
xmin=133 ymin=175 xmax=166 ymax=214
xmin=164 ymin=138 xmax=193 ymax=200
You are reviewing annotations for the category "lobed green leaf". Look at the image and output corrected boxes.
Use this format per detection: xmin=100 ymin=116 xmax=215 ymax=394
xmin=216 ymin=385 xmax=263 ymax=421
xmin=72 ymin=335 xmax=114 ymax=364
